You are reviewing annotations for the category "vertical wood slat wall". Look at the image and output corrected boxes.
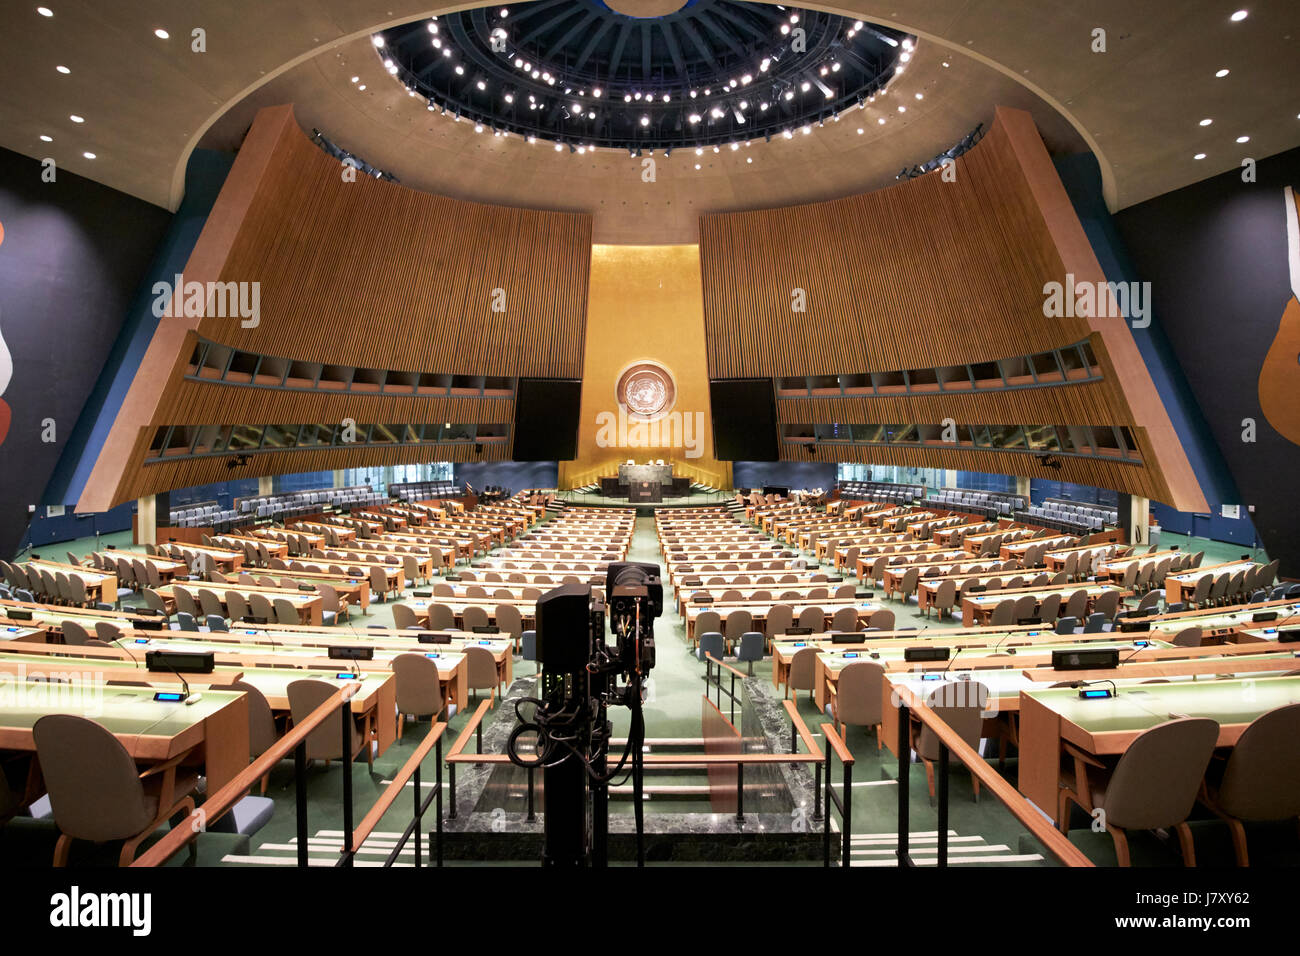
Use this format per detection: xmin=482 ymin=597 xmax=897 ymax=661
xmin=698 ymin=111 xmax=1178 ymax=504
xmin=107 ymin=109 xmax=592 ymax=504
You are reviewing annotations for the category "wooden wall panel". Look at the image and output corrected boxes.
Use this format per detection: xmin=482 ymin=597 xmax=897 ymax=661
xmin=85 ymin=105 xmax=593 ymax=509
xmin=700 ymin=107 xmax=1204 ymax=509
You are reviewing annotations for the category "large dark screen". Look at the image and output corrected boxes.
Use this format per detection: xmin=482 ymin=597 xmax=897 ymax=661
xmin=710 ymin=378 xmax=778 ymax=461
xmin=513 ymin=379 xmax=582 ymax=460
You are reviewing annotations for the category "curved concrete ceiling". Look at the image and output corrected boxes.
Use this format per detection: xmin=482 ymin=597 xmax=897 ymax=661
xmin=199 ymin=34 xmax=1086 ymax=243
xmin=2 ymin=0 xmax=1298 ymax=228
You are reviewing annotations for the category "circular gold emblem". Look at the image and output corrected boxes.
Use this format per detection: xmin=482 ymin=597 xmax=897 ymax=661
xmin=615 ymin=361 xmax=676 ymax=422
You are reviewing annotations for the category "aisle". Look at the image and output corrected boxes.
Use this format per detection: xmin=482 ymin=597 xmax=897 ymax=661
xmin=606 ymin=514 xmax=704 ymax=741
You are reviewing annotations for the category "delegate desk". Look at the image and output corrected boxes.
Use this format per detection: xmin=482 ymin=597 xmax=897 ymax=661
xmin=1093 ymin=549 xmax=1181 ymax=581
xmin=158 ymin=584 xmax=324 ymax=626
xmin=879 ymin=670 xmax=1048 ymax=758
xmin=24 ymin=560 xmax=120 ymax=605
xmin=674 ymin=582 xmax=855 ymax=614
xmin=683 ymin=597 xmax=886 ymax=642
xmin=1165 ymin=560 xmax=1260 ymax=605
xmin=0 ymin=680 xmax=248 ymax=797
xmin=1018 ymin=676 xmax=1300 ymax=825
xmin=961 ymin=584 xmax=1121 ymax=627
xmin=806 ymin=638 xmax=1175 ymax=711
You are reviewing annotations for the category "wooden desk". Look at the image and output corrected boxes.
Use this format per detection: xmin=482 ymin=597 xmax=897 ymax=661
xmin=961 ymin=584 xmax=1121 ymax=627
xmin=1165 ymin=561 xmax=1260 ymax=605
xmin=158 ymin=584 xmax=324 ymax=626
xmin=1018 ymin=676 xmax=1300 ymax=823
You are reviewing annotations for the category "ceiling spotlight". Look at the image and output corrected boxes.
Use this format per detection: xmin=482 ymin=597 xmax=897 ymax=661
xmin=37 ymin=7 xmax=53 ymax=16
xmin=690 ymin=89 xmax=698 ymax=98
xmin=500 ymin=7 xmax=509 ymax=16
xmin=790 ymin=14 xmax=799 ymax=23
xmin=455 ymin=65 xmax=465 ymax=75
xmin=1199 ymin=118 xmax=1213 ymax=126
xmin=746 ymin=156 xmax=752 ymax=163
xmin=358 ymin=84 xmax=366 ymax=90
xmin=898 ymin=105 xmax=906 ymax=112
xmin=1236 ymin=135 xmax=1250 ymax=143
xmin=474 ymin=124 xmax=483 ymax=132
xmin=730 ymin=142 xmax=739 ymax=150
xmin=832 ymin=63 xmax=841 ymax=72
xmin=1216 ymin=68 xmax=1230 ymax=77
xmin=703 ymin=88 xmax=711 ymax=96
xmin=372 ymin=35 xmax=385 ymax=47
xmin=760 ymin=59 xmax=770 ymax=72
xmin=878 ymin=117 xmax=886 ymax=124
xmin=634 ymin=92 xmax=642 ymax=100
xmin=1230 ymin=10 xmax=1248 ymax=21
xmin=782 ymin=129 xmax=792 ymax=139
xmin=695 ymin=164 xmax=701 ymax=169
xmin=760 ymin=102 xmax=769 ymax=111
xmin=442 ymin=48 xmax=451 ymax=57
xmin=624 ymin=94 xmax=632 ymax=102
xmin=662 ymin=94 xmax=670 ymax=102
xmin=82 ymin=151 xmax=95 ymax=159
xmin=857 ymin=127 xmax=864 ymax=134
xmin=588 ymin=111 xmax=595 ymax=119
xmin=802 ymin=125 xmax=811 ymax=135
xmin=800 ymin=81 xmax=811 ymax=92
xmin=154 ymin=28 xmax=169 ymax=39
xmin=695 ymin=147 xmax=703 ymax=155
xmin=689 ymin=113 xmax=701 ymax=124
xmin=640 ymin=115 xmax=650 ymax=126
xmin=1194 ymin=152 xmax=1206 ymax=159
xmin=780 ymin=24 xmax=790 ymax=35
xmin=428 ymin=21 xmax=438 ymax=33
xmin=527 ymin=135 xmax=536 ymax=143
xmin=915 ymin=92 xmax=924 ymax=100
xmin=350 ymin=75 xmax=359 ymax=83
xmin=784 ymin=90 xmax=794 ymax=100
xmin=69 ymin=114 xmax=84 ymax=123
xmin=713 ymin=145 xmax=720 ymax=152
xmin=504 ymin=93 xmax=514 ymax=103
xmin=555 ymin=142 xmax=563 ymax=151
xmin=593 ymin=88 xmax=602 ymax=97
xmin=39 ymin=134 xmax=52 ymax=142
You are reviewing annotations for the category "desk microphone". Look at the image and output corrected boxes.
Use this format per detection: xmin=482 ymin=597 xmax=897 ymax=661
xmin=111 ymin=635 xmax=143 ymax=669
xmin=152 ymin=655 xmax=201 ymax=705
xmin=941 ymin=646 xmax=964 ymax=674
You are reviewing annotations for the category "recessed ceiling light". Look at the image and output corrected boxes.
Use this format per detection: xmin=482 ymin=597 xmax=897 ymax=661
xmin=154 ymin=28 xmax=169 ymax=39
xmin=69 ymin=114 xmax=83 ymax=123
xmin=1230 ymin=10 xmax=1248 ymax=21
xmin=82 ymin=151 xmax=95 ymax=159
xmin=39 ymin=134 xmax=52 ymax=142
xmin=372 ymin=35 xmax=385 ymax=47
xmin=1236 ymin=135 xmax=1250 ymax=143
xmin=1199 ymin=118 xmax=1213 ymax=126
xmin=1194 ymin=153 xmax=1206 ymax=159
xmin=500 ymin=8 xmax=509 ymax=16
xmin=857 ymin=128 xmax=864 ymax=134
xmin=350 ymin=75 xmax=358 ymax=83
xmin=358 ymin=84 xmax=366 ymax=91
xmin=746 ymin=157 xmax=752 ymax=163
xmin=915 ymin=92 xmax=923 ymax=100
xmin=36 ymin=6 xmax=52 ymax=16
xmin=878 ymin=117 xmax=886 ymax=124
xmin=1215 ymin=68 xmax=1230 ymax=77
xmin=55 ymin=64 xmax=69 ymax=74
xmin=694 ymin=163 xmax=701 ymax=170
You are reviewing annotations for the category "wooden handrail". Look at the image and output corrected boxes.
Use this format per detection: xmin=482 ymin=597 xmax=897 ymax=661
xmin=902 ymin=688 xmax=1094 ymax=868
xmin=704 ymin=652 xmax=749 ymax=681
xmin=444 ymin=699 xmax=494 ymax=761
xmin=350 ymin=720 xmax=447 ymax=851
xmin=784 ymin=699 xmax=823 ymax=758
xmin=131 ymin=680 xmax=361 ymax=867
xmin=819 ymin=722 xmax=854 ymax=766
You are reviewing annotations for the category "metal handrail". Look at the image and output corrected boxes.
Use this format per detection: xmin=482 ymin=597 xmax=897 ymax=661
xmin=820 ymin=722 xmax=854 ymax=867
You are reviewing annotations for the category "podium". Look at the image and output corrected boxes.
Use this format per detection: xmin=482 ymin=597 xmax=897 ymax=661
xmin=628 ymin=480 xmax=662 ymax=503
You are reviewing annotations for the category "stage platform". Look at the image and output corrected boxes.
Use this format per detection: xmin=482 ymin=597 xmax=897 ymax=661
xmin=557 ymin=489 xmax=733 ymax=513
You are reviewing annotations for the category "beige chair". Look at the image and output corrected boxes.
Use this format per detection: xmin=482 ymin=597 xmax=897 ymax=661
xmin=287 ymin=679 xmax=368 ymax=767
xmin=495 ymin=604 xmax=524 ymax=651
xmin=426 ymin=603 xmax=457 ymax=630
xmin=911 ymin=681 xmax=990 ymax=802
xmin=197 ymin=588 xmax=226 ymax=621
xmin=929 ymin=579 xmax=956 ymax=620
xmin=141 ymin=587 xmax=171 ymax=620
xmin=1064 ymin=590 xmax=1089 ymax=621
xmin=369 ymin=565 xmax=393 ymax=602
xmin=765 ymin=604 xmax=794 ymax=642
xmin=273 ymin=597 xmax=300 ymax=626
xmin=867 ymin=608 xmax=895 ymax=631
xmin=402 ymin=555 xmax=424 ymax=589
xmin=1012 ymin=594 xmax=1038 ymax=623
xmin=828 ymin=661 xmax=885 ymax=748
xmin=248 ymin=592 xmax=275 ymax=624
xmin=462 ymin=605 xmax=490 ymax=631
xmin=1172 ymin=626 xmax=1203 ymax=648
xmin=317 ymin=582 xmax=348 ymax=624
xmin=391 ymin=653 xmax=452 ymax=740
xmin=1198 ymin=703 xmax=1300 ymax=866
xmin=433 ymin=582 xmax=455 ymax=597
xmin=171 ymin=585 xmax=200 ymax=619
xmin=392 ymin=603 xmax=420 ymax=630
xmin=796 ymin=605 xmax=824 ymax=631
xmin=1037 ymin=592 xmax=1063 ymax=625
xmin=694 ymin=610 xmax=722 ymax=645
xmin=723 ymin=608 xmax=752 ymax=649
xmin=989 ymin=599 xmax=1017 ymax=627
xmin=33 ymin=714 xmax=198 ymax=866
xmin=1059 ymin=717 xmax=1218 ymax=866
xmin=830 ymin=606 xmax=859 ymax=633
xmin=465 ymin=645 xmax=501 ymax=706
xmin=61 ymin=620 xmax=93 ymax=646
xmin=93 ymin=621 xmax=124 ymax=644
xmin=786 ymin=646 xmax=818 ymax=700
